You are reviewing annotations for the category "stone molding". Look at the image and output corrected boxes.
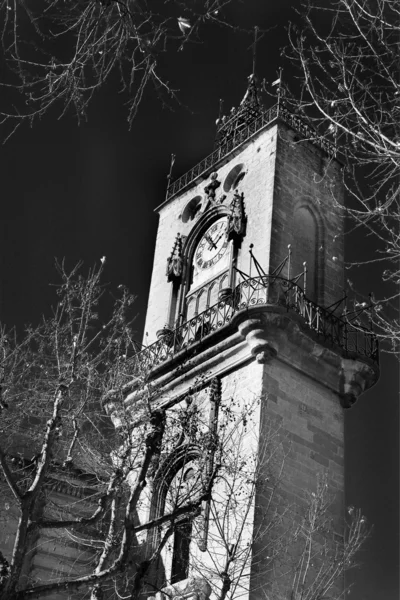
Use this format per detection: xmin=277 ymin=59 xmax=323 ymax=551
xmin=115 ymin=306 xmax=379 ymax=417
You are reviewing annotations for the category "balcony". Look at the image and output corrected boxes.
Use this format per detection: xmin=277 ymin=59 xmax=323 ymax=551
xmin=133 ymin=275 xmax=378 ymax=376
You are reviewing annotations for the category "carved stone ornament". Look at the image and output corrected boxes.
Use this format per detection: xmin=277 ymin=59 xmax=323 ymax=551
xmin=204 ymin=171 xmax=221 ymax=203
xmin=238 ymin=317 xmax=277 ymax=364
xmin=197 ymin=377 xmax=221 ymax=552
xmin=159 ymin=576 xmax=212 ymax=600
xmin=166 ymin=233 xmax=184 ymax=283
xmin=339 ymin=358 xmax=378 ymax=409
xmin=226 ymin=190 xmax=246 ymax=243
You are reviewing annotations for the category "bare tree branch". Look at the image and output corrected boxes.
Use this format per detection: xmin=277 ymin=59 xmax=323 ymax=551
xmin=287 ymin=0 xmax=400 ymax=351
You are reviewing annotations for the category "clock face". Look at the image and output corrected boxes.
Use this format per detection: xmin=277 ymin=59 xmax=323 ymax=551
xmin=194 ymin=218 xmax=229 ymax=270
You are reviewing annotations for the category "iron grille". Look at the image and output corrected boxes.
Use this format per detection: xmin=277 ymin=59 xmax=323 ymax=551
xmin=166 ymin=104 xmax=336 ymax=201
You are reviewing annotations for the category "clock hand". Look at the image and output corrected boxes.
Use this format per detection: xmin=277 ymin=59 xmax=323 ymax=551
xmin=214 ymin=231 xmax=225 ymax=245
xmin=205 ymin=233 xmax=217 ymax=250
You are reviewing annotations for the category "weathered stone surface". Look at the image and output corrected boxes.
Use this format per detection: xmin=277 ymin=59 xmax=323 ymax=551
xmin=137 ymin=116 xmax=379 ymax=600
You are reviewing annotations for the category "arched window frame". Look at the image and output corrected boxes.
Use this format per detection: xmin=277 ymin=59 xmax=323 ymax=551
xmin=148 ymin=445 xmax=203 ymax=585
xmin=291 ymin=200 xmax=325 ymax=305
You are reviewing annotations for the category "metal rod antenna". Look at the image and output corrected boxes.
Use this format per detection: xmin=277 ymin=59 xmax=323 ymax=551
xmin=368 ymin=292 xmax=374 ymax=331
xmin=165 ymin=153 xmax=176 ymax=200
xmin=249 ymin=244 xmax=253 ymax=278
xmin=252 ymin=26 xmax=259 ymax=77
xmin=303 ymin=261 xmax=307 ymax=297
xmin=218 ymin=98 xmax=224 ymax=121
xmin=249 ymin=244 xmax=267 ymax=278
xmin=277 ymin=66 xmax=283 ymax=107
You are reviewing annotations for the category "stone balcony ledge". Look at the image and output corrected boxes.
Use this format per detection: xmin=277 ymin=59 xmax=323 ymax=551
xmin=133 ymin=275 xmax=378 ymax=380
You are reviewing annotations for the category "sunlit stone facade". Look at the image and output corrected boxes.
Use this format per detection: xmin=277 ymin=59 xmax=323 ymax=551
xmin=137 ymin=89 xmax=379 ymax=600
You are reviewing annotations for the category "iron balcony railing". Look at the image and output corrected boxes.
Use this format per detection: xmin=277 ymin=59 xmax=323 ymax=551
xmin=166 ymin=104 xmax=336 ymax=201
xmin=134 ymin=276 xmax=378 ymax=375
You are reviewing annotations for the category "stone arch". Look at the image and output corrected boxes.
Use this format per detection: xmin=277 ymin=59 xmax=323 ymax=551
xmin=149 ymin=445 xmax=203 ymax=585
xmin=177 ymin=207 xmax=231 ymax=323
xmin=223 ymin=163 xmax=246 ymax=192
xmin=150 ymin=444 xmax=202 ymax=524
xmin=182 ymin=206 xmax=230 ymax=265
xmin=290 ymin=201 xmax=325 ymax=303
xmin=181 ymin=196 xmax=203 ymax=223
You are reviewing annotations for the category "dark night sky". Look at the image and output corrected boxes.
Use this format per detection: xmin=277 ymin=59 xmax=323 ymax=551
xmin=0 ymin=3 xmax=398 ymax=598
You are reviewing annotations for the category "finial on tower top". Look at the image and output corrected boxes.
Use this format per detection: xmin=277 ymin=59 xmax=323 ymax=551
xmin=215 ymin=73 xmax=262 ymax=148
xmin=214 ymin=27 xmax=265 ymax=148
xmin=252 ymin=26 xmax=259 ymax=78
xmin=240 ymin=73 xmax=260 ymax=108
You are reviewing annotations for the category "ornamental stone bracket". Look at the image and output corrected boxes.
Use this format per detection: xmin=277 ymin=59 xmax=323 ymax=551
xmin=234 ymin=309 xmax=379 ymax=404
xmin=237 ymin=316 xmax=277 ymax=364
xmin=339 ymin=358 xmax=378 ymax=409
xmin=150 ymin=577 xmax=212 ymax=600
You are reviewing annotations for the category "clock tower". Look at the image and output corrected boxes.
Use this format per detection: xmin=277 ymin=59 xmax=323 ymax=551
xmin=127 ymin=76 xmax=379 ymax=600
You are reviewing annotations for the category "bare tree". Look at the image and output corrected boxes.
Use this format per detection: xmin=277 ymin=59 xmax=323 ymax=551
xmin=0 ymin=0 xmax=243 ymax=140
xmin=0 ymin=263 xmax=368 ymax=600
xmin=0 ymin=261 xmax=215 ymax=599
xmin=287 ymin=0 xmax=400 ymax=350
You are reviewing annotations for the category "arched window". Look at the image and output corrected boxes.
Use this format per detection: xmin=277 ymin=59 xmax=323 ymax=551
xmin=291 ymin=206 xmax=319 ymax=302
xmin=167 ymin=462 xmax=203 ymax=583
xmin=150 ymin=451 xmax=203 ymax=586
xmin=181 ymin=196 xmax=203 ymax=223
xmin=171 ymin=519 xmax=193 ymax=583
xmin=223 ymin=163 xmax=245 ymax=192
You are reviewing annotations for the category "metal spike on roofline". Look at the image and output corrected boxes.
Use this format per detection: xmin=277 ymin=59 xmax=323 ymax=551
xmin=252 ymin=26 xmax=259 ymax=78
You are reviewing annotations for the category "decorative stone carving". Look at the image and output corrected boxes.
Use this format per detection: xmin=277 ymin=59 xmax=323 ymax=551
xmin=218 ymin=286 xmax=233 ymax=301
xmin=339 ymin=359 xmax=378 ymax=408
xmin=166 ymin=234 xmax=184 ymax=283
xmin=238 ymin=317 xmax=277 ymax=364
xmin=160 ymin=576 xmax=212 ymax=600
xmin=256 ymin=347 xmax=276 ymax=364
xmin=204 ymin=171 xmax=221 ymax=203
xmin=156 ymin=325 xmax=174 ymax=347
xmin=226 ymin=190 xmax=246 ymax=243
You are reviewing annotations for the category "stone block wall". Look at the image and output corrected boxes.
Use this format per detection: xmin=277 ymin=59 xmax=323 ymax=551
xmin=143 ymin=124 xmax=278 ymax=344
xmin=271 ymin=124 xmax=345 ymax=308
xmin=249 ymin=346 xmax=345 ymax=600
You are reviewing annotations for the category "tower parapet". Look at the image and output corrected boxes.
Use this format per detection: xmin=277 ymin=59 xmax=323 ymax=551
xmin=165 ymin=77 xmax=335 ymax=203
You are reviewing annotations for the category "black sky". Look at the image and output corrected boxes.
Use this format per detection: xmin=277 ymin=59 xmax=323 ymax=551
xmin=0 ymin=3 xmax=398 ymax=598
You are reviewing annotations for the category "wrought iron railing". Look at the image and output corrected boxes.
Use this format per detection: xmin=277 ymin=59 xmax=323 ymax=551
xmin=166 ymin=104 xmax=336 ymax=201
xmin=133 ymin=276 xmax=378 ymax=375
xmin=278 ymin=106 xmax=336 ymax=157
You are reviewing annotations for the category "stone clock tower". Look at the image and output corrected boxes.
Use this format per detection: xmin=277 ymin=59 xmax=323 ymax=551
xmin=127 ymin=77 xmax=379 ymax=600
